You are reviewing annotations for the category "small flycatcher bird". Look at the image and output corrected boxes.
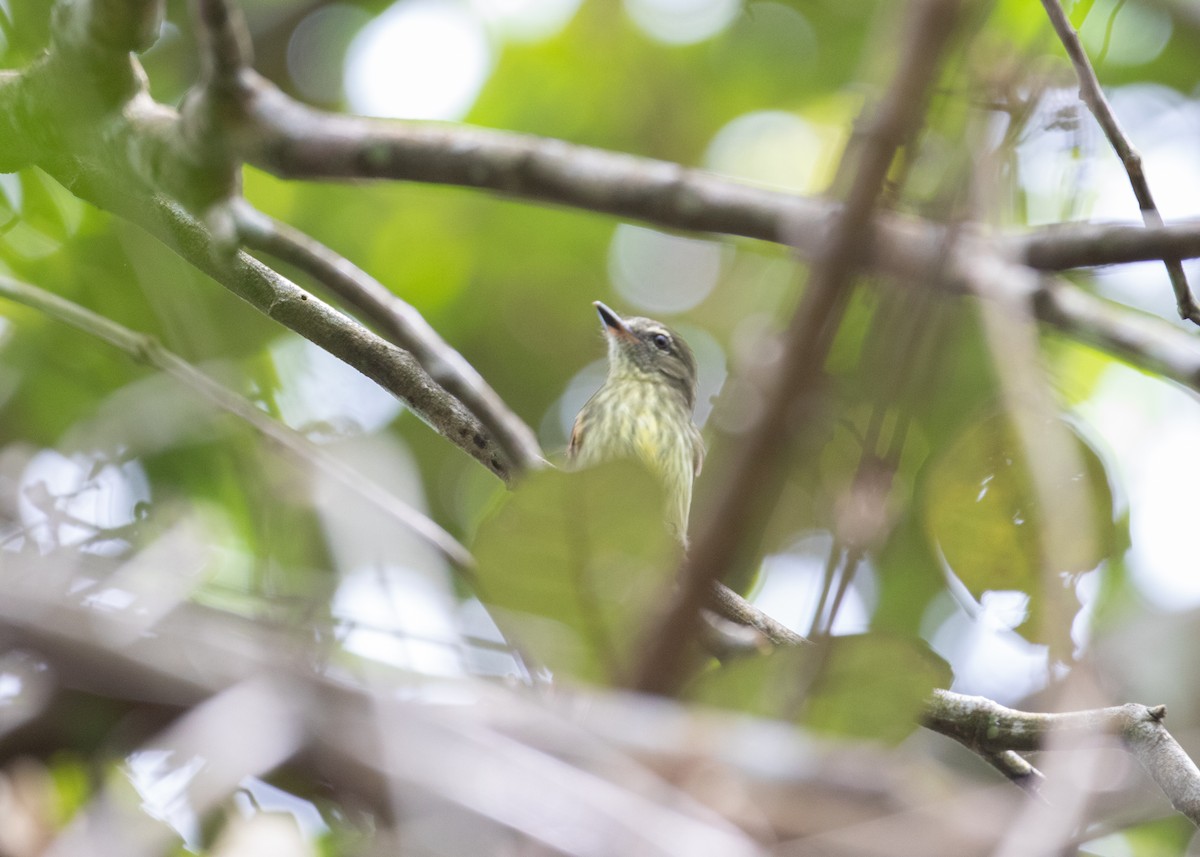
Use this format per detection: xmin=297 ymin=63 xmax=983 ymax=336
xmin=568 ymin=301 xmax=705 ymax=543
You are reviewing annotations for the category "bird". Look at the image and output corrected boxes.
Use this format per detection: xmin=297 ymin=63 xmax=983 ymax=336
xmin=568 ymin=301 xmax=705 ymax=543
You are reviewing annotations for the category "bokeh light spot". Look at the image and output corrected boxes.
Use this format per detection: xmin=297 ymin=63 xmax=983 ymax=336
xmin=1079 ymin=0 xmax=1172 ymax=67
xmin=287 ymin=4 xmax=370 ymax=105
xmin=608 ymin=223 xmax=726 ymax=314
xmin=345 ymin=0 xmax=492 ymax=121
xmin=623 ymin=0 xmax=740 ymax=45
xmin=470 ymin=0 xmax=583 ymax=41
xmin=705 ymin=110 xmax=831 ymax=194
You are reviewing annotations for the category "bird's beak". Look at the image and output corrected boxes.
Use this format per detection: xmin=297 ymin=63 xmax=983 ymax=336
xmin=594 ymin=301 xmax=633 ymax=338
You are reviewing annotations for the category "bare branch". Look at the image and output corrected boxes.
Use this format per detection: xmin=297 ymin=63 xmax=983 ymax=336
xmin=923 ymin=689 xmax=1200 ymax=825
xmin=1035 ymin=275 xmax=1200 ymax=389
xmin=707 ymin=583 xmax=811 ymax=649
xmin=48 ymin=155 xmax=518 ymax=482
xmin=233 ymin=72 xmax=1200 ymax=279
xmin=0 ymin=272 xmax=475 ymax=569
xmin=629 ymin=0 xmax=964 ymax=695
xmin=1039 ymin=0 xmax=1200 ymax=323
xmin=981 ymin=751 xmax=1047 ymax=799
xmin=191 ymin=0 xmax=253 ymax=87
xmin=1018 ymin=219 xmax=1200 ymax=270
xmin=237 ymin=207 xmax=545 ymax=473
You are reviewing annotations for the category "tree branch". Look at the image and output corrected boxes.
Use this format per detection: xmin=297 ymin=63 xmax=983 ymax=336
xmin=1034 ymin=275 xmax=1200 ymax=389
xmin=629 ymin=0 xmax=964 ymax=695
xmin=236 ymin=207 xmax=545 ymax=473
xmin=707 ymin=583 xmax=811 ymax=649
xmin=1017 ymin=219 xmax=1200 ymax=271
xmin=0 ymin=272 xmax=475 ymax=569
xmin=923 ymin=689 xmax=1200 ymax=825
xmin=49 ymin=155 xmax=517 ymax=483
xmin=1039 ymin=0 xmax=1199 ymax=323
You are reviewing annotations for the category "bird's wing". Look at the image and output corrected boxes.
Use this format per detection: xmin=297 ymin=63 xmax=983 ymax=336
xmin=567 ymin=417 xmax=586 ymax=463
xmin=691 ymin=426 xmax=705 ymax=478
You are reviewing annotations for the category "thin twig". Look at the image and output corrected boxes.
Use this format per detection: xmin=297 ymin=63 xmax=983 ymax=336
xmin=707 ymin=583 xmax=811 ymax=648
xmin=982 ymin=750 xmax=1048 ymax=799
xmin=1040 ymin=0 xmax=1200 ymax=323
xmin=0 ymin=272 xmax=475 ymax=570
xmin=237 ymin=208 xmax=545 ymax=474
xmin=628 ymin=0 xmax=964 ymax=695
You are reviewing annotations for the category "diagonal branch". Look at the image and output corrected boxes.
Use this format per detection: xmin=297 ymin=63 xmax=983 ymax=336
xmin=49 ymin=154 xmax=518 ymax=483
xmin=1034 ymin=274 xmax=1200 ymax=389
xmin=236 ymin=208 xmax=545 ymax=473
xmin=0 ymin=272 xmax=475 ymax=569
xmin=628 ymin=0 xmax=965 ymax=695
xmin=1039 ymin=0 xmax=1200 ymax=324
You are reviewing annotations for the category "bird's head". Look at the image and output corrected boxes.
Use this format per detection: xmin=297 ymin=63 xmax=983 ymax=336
xmin=594 ymin=301 xmax=698 ymax=411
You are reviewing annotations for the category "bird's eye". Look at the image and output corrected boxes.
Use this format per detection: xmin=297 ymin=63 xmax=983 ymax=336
xmin=652 ymin=333 xmax=671 ymax=351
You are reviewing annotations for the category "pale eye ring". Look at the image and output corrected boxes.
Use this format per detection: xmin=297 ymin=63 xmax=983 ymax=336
xmin=652 ymin=333 xmax=670 ymax=351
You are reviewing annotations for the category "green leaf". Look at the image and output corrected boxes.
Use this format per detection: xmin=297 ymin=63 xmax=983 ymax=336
xmin=1068 ymin=0 xmax=1098 ymax=29
xmin=472 ymin=460 xmax=678 ymax=684
xmin=873 ymin=514 xmax=948 ymax=637
xmin=804 ymin=634 xmax=951 ymax=743
xmin=690 ymin=646 xmax=811 ymax=719
xmin=919 ymin=410 xmax=1114 ymax=648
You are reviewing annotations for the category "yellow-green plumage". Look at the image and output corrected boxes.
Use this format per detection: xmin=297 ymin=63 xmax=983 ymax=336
xmin=569 ymin=302 xmax=704 ymax=543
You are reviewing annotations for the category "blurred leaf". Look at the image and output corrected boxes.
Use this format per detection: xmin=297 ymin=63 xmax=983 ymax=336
xmin=1067 ymin=0 xmax=1097 ymax=29
xmin=1088 ymin=510 xmax=1135 ymax=632
xmin=691 ymin=646 xmax=812 ymax=719
xmin=1085 ymin=815 xmax=1196 ymax=857
xmin=873 ymin=514 xmax=947 ymax=637
xmin=472 ymin=460 xmax=677 ymax=684
xmin=920 ymin=410 xmax=1114 ymax=644
xmin=804 ymin=634 xmax=951 ymax=743
xmin=48 ymin=754 xmax=91 ymax=824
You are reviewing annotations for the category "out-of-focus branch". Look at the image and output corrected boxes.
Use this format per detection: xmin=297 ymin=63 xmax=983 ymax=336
xmin=1017 ymin=219 xmax=1200 ymax=270
xmin=0 ymin=577 xmax=766 ymax=856
xmin=923 ymin=689 xmax=1200 ymax=826
xmin=1035 ymin=275 xmax=1200 ymax=389
xmin=45 ymin=679 xmax=306 ymax=857
xmin=0 ymin=272 xmax=475 ymax=569
xmin=629 ymin=0 xmax=964 ymax=695
xmin=981 ymin=750 xmax=1047 ymax=798
xmin=236 ymin=208 xmax=545 ymax=473
xmin=52 ymin=0 xmax=165 ymax=55
xmin=191 ymin=0 xmax=252 ymax=87
xmin=1039 ymin=0 xmax=1199 ymax=324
